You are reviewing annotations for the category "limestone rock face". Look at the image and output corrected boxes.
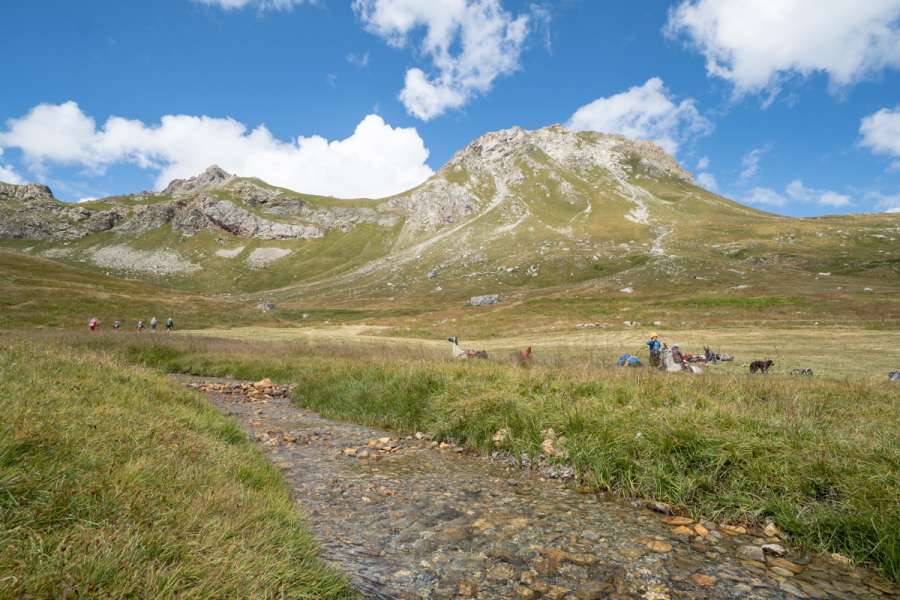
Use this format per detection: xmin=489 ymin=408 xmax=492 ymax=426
xmin=0 ymin=182 xmax=122 ymax=240
xmin=162 ymin=165 xmax=234 ymax=196
xmin=194 ymin=195 xmax=323 ymax=240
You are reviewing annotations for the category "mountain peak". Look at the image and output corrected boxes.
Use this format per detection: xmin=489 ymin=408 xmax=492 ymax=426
xmin=0 ymin=181 xmax=56 ymax=203
xmin=445 ymin=124 xmax=692 ymax=183
xmin=162 ymin=165 xmax=234 ymax=196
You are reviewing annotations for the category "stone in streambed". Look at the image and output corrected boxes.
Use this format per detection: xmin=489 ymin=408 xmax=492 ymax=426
xmin=662 ymin=516 xmax=694 ymax=526
xmin=737 ymin=545 xmax=765 ymax=562
xmin=766 ymin=556 xmax=803 ymax=574
xmin=690 ymin=573 xmax=717 ymax=588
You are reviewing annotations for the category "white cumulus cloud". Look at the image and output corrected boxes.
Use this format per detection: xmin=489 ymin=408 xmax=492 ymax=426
xmin=786 ymin=179 xmax=852 ymax=207
xmin=353 ymin=0 xmax=535 ymax=120
xmin=0 ymin=101 xmax=433 ymax=199
xmin=743 ymin=180 xmax=853 ymax=209
xmin=0 ymin=164 xmax=24 ymax=184
xmin=192 ymin=0 xmax=313 ymax=10
xmin=0 ymin=148 xmax=24 ymax=184
xmin=567 ymin=77 xmax=711 ymax=155
xmin=666 ymin=0 xmax=900 ymax=97
xmin=860 ymin=106 xmax=900 ymax=170
xmin=744 ymin=186 xmax=786 ymax=207
xmin=867 ymin=191 xmax=900 ymax=212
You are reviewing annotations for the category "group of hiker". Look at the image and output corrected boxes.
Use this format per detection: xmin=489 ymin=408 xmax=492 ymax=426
xmin=626 ymin=332 xmax=734 ymax=373
xmin=88 ymin=316 xmax=174 ymax=333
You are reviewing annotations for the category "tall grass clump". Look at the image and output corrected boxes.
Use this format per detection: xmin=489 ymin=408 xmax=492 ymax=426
xmin=0 ymin=340 xmax=354 ymax=599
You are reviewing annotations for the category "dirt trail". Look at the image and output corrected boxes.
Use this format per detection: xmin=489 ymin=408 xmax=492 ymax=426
xmin=178 ymin=375 xmax=895 ymax=600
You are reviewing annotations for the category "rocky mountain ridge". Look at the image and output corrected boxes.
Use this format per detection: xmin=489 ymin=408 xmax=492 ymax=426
xmin=0 ymin=126 xmax=695 ymax=244
xmin=1 ymin=125 xmax=897 ymax=301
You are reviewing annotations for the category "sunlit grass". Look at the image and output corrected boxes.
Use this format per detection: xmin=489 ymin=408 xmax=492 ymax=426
xmin=0 ymin=340 xmax=354 ymax=599
xmin=99 ymin=331 xmax=900 ymax=583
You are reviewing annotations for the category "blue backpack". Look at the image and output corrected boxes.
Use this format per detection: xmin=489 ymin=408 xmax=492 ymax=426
xmin=618 ymin=354 xmax=642 ymax=367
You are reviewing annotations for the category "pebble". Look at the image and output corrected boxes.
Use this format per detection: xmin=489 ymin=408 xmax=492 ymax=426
xmin=457 ymin=580 xmax=478 ymax=597
xmin=690 ymin=573 xmax=717 ymax=587
xmin=737 ymin=546 xmax=765 ymax=562
xmin=762 ymin=543 xmax=786 ymax=556
xmin=647 ymin=540 xmax=672 ymax=553
xmin=720 ymin=524 xmax=747 ymax=535
xmin=662 ymin=516 xmax=694 ymax=526
xmin=779 ymin=581 xmax=808 ymax=597
xmin=767 ymin=556 xmax=804 ymax=574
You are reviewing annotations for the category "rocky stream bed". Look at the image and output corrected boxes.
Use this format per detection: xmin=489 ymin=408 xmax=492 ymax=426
xmin=177 ymin=375 xmax=897 ymax=600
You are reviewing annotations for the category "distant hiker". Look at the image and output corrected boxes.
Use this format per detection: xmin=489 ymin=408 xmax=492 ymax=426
xmin=646 ymin=333 xmax=661 ymax=367
xmin=889 ymin=371 xmax=900 ymax=382
xmin=88 ymin=317 xmax=99 ymax=332
xmin=671 ymin=345 xmax=685 ymax=366
xmin=150 ymin=316 xmax=158 ymax=333
xmin=165 ymin=317 xmax=174 ymax=332
xmin=137 ymin=319 xmax=145 ymax=332
xmin=113 ymin=320 xmax=121 ymax=332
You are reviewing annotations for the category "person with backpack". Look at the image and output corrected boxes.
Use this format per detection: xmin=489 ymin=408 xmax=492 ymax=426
xmin=113 ymin=320 xmax=121 ymax=332
xmin=150 ymin=316 xmax=158 ymax=333
xmin=88 ymin=317 xmax=99 ymax=332
xmin=165 ymin=317 xmax=174 ymax=332
xmin=137 ymin=319 xmax=145 ymax=332
xmin=646 ymin=333 xmax=661 ymax=367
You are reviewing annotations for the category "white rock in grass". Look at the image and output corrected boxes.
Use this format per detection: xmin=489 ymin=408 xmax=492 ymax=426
xmin=247 ymin=247 xmax=291 ymax=268
xmin=215 ymin=246 xmax=245 ymax=258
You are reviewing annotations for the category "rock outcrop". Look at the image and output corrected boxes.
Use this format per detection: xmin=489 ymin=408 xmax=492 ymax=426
xmin=0 ymin=182 xmax=121 ymax=240
xmin=162 ymin=165 xmax=234 ymax=196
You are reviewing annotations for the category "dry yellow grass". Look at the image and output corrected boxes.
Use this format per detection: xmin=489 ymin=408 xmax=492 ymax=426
xmin=181 ymin=325 xmax=899 ymax=380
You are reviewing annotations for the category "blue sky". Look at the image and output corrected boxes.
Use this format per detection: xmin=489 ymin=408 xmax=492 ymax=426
xmin=1 ymin=0 xmax=899 ymax=215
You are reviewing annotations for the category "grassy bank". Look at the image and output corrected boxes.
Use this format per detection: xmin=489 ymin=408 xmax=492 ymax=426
xmin=116 ymin=334 xmax=900 ymax=583
xmin=0 ymin=340 xmax=354 ymax=598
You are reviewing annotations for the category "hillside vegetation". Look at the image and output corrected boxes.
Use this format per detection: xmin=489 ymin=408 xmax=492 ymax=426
xmin=0 ymin=339 xmax=353 ymax=598
xmin=1 ymin=126 xmax=897 ymax=310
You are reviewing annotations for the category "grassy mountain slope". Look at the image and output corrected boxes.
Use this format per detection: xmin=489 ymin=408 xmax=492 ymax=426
xmin=1 ymin=126 xmax=897 ymax=319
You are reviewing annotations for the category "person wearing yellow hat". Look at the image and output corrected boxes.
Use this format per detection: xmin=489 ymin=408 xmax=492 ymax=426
xmin=646 ymin=332 xmax=662 ymax=367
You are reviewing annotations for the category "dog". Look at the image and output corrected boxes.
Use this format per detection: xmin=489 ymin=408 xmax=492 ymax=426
xmin=749 ymin=359 xmax=774 ymax=374
xmin=791 ymin=368 xmax=813 ymax=377
xmin=448 ymin=336 xmax=489 ymax=360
